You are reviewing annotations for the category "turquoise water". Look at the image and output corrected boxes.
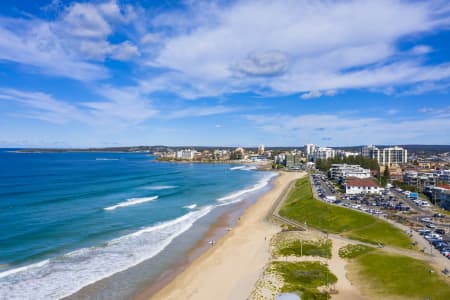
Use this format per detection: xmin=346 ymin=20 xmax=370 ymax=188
xmin=0 ymin=150 xmax=276 ymax=299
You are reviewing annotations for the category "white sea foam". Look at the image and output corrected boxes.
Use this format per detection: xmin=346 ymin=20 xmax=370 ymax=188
xmin=143 ymin=185 xmax=176 ymax=191
xmin=0 ymin=171 xmax=278 ymax=299
xmin=229 ymin=165 xmax=257 ymax=171
xmin=217 ymin=172 xmax=278 ymax=205
xmin=0 ymin=206 xmax=213 ymax=300
xmin=183 ymin=204 xmax=197 ymax=209
xmin=104 ymin=196 xmax=158 ymax=210
xmin=95 ymin=158 xmax=119 ymax=161
xmin=0 ymin=260 xmax=49 ymax=280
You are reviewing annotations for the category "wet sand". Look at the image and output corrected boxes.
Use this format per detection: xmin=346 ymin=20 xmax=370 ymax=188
xmin=146 ymin=171 xmax=305 ymax=300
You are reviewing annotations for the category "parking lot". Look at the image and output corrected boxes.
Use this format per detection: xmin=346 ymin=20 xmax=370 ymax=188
xmin=310 ymin=173 xmax=450 ymax=268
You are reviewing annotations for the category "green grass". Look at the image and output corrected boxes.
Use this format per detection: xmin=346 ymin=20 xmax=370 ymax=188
xmin=279 ymin=177 xmax=412 ymax=248
xmin=338 ymin=244 xmax=375 ymax=259
xmin=353 ymin=251 xmax=450 ymax=299
xmin=270 ymin=261 xmax=337 ymax=300
xmin=274 ymin=239 xmax=332 ymax=258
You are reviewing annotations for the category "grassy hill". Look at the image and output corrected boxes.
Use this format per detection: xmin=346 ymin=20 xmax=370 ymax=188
xmin=349 ymin=250 xmax=450 ymax=299
xmin=279 ymin=176 xmax=412 ymax=249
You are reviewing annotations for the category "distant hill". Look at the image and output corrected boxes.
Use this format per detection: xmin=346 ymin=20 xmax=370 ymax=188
xmin=15 ymin=144 xmax=450 ymax=154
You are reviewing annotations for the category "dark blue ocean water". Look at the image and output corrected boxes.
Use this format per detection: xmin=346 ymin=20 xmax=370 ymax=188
xmin=0 ymin=150 xmax=276 ymax=299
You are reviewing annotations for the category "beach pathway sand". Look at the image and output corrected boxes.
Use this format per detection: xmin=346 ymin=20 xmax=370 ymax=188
xmin=149 ymin=171 xmax=305 ymax=300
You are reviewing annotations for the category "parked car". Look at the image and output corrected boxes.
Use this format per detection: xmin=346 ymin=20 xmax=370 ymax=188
xmin=426 ymin=223 xmax=436 ymax=229
xmin=435 ymin=228 xmax=446 ymax=235
xmin=417 ymin=228 xmax=431 ymax=235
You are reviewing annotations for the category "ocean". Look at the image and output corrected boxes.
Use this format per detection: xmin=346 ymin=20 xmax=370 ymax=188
xmin=0 ymin=150 xmax=276 ymax=299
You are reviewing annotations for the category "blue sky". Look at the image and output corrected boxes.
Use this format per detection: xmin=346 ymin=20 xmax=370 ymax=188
xmin=0 ymin=0 xmax=449 ymax=147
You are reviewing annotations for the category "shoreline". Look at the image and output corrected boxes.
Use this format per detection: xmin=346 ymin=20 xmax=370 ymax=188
xmin=154 ymin=158 xmax=273 ymax=168
xmin=133 ymin=200 xmax=248 ymax=300
xmin=145 ymin=171 xmax=305 ymax=300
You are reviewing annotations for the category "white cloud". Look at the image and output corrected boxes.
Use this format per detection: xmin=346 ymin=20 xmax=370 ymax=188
xmin=1 ymin=0 xmax=450 ymax=98
xmin=418 ymin=106 xmax=450 ymax=116
xmin=0 ymin=87 xmax=158 ymax=127
xmin=145 ymin=0 xmax=450 ymax=98
xmin=60 ymin=2 xmax=113 ymax=39
xmin=231 ymin=51 xmax=289 ymax=77
xmin=324 ymin=90 xmax=337 ymax=96
xmin=387 ymin=109 xmax=398 ymax=115
xmin=165 ymin=105 xmax=238 ymax=119
xmin=300 ymin=89 xmax=337 ymax=99
xmin=410 ymin=45 xmax=433 ymax=55
xmin=110 ymin=41 xmax=140 ymax=60
xmin=0 ymin=1 xmax=140 ymax=79
xmin=244 ymin=112 xmax=450 ymax=145
xmin=0 ymin=20 xmax=108 ymax=80
xmin=301 ymin=91 xmax=323 ymax=99
xmin=140 ymin=33 xmax=161 ymax=45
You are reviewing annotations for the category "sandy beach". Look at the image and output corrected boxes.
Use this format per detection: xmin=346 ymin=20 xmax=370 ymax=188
xmin=146 ymin=171 xmax=305 ymax=300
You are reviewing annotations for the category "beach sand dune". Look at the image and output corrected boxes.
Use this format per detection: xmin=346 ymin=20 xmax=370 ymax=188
xmin=148 ymin=171 xmax=305 ymax=300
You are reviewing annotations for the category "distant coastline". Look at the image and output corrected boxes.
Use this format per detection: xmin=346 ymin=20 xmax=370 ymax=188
xmin=14 ymin=146 xmax=155 ymax=153
xmin=155 ymin=157 xmax=273 ymax=170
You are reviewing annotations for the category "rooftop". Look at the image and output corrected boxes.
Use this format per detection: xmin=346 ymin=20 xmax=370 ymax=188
xmin=346 ymin=178 xmax=379 ymax=187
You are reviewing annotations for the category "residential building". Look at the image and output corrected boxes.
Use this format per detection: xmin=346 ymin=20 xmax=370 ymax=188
xmin=274 ymin=153 xmax=286 ymax=165
xmin=312 ymin=147 xmax=336 ymax=161
xmin=403 ymin=171 xmax=437 ymax=190
xmin=285 ymin=154 xmax=302 ymax=168
xmin=329 ymin=164 xmax=370 ymax=182
xmin=175 ymin=149 xmax=197 ymax=160
xmin=258 ymin=144 xmax=265 ymax=155
xmin=214 ymin=149 xmax=230 ymax=160
xmin=361 ymin=145 xmax=407 ymax=166
xmin=437 ymin=169 xmax=450 ymax=184
xmin=231 ymin=147 xmax=246 ymax=160
xmin=249 ymin=154 xmax=267 ymax=161
xmin=344 ymin=178 xmax=382 ymax=195
xmin=435 ymin=184 xmax=450 ymax=210
xmin=336 ymin=150 xmax=359 ymax=159
xmin=304 ymin=144 xmax=316 ymax=160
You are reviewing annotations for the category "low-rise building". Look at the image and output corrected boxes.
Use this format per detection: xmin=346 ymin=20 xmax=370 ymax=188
xmin=213 ymin=149 xmax=230 ymax=160
xmin=285 ymin=153 xmax=302 ymax=168
xmin=344 ymin=178 xmax=382 ymax=195
xmin=435 ymin=184 xmax=450 ymax=210
xmin=336 ymin=150 xmax=359 ymax=159
xmin=437 ymin=169 xmax=450 ymax=184
xmin=329 ymin=164 xmax=370 ymax=181
xmin=403 ymin=171 xmax=437 ymax=190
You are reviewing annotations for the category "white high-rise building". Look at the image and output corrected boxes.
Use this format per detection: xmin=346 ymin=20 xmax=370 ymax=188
xmin=304 ymin=144 xmax=316 ymax=160
xmin=176 ymin=149 xmax=197 ymax=160
xmin=312 ymin=147 xmax=336 ymax=161
xmin=258 ymin=144 xmax=265 ymax=155
xmin=361 ymin=145 xmax=407 ymax=166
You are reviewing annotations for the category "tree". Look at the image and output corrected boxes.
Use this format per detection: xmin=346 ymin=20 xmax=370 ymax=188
xmin=383 ymin=166 xmax=390 ymax=179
